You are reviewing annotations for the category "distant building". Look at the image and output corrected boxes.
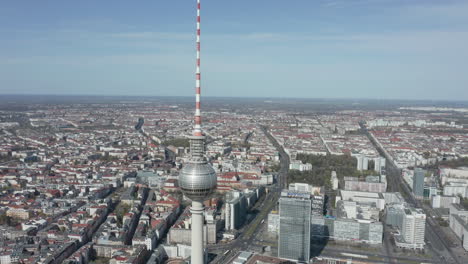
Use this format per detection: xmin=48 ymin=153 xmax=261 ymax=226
xmin=431 ymin=195 xmax=460 ymax=209
xmin=336 ymin=200 xmax=379 ymax=221
xmin=311 ymin=215 xmax=382 ymax=244
xmin=289 ymin=160 xmax=313 ymax=171
xmin=413 ymin=168 xmax=425 ymax=198
xmin=373 ymin=157 xmax=386 ymax=174
xmin=136 ymin=170 xmax=163 ymax=187
xmin=336 ymin=190 xmax=386 ymax=211
xmin=289 ymin=182 xmax=310 ymax=192
xmin=449 ymin=204 xmax=468 ymax=251
xmin=383 ymin=192 xmax=405 ymax=205
xmin=353 ymin=155 xmax=385 ymax=173
xmin=443 ymin=182 xmax=468 ymax=198
xmin=331 ymin=171 xmax=339 ymax=190
xmin=353 ymin=154 xmax=369 ymax=171
xmin=6 ymin=207 xmax=31 ymax=220
xmin=423 ymin=184 xmax=438 ymax=198
xmin=288 ymin=183 xmax=321 ymax=195
xmin=344 ymin=176 xmax=387 ymax=193
xmin=278 ymin=190 xmax=311 ymax=262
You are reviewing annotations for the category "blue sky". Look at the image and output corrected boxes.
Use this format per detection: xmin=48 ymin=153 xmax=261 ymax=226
xmin=0 ymin=0 xmax=467 ymax=100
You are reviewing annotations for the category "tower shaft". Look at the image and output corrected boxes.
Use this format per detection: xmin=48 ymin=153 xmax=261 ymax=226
xmin=194 ymin=0 xmax=202 ymax=137
xmin=191 ymin=200 xmax=205 ymax=264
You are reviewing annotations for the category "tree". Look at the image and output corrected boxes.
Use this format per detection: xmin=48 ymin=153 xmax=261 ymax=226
xmin=114 ymin=203 xmax=131 ymax=225
xmin=291 ymin=153 xmax=377 ymax=188
xmin=162 ymin=138 xmax=190 ymax=148
xmin=423 ymin=151 xmax=431 ymax=159
xmin=268 ymin=164 xmax=281 ymax=172
xmin=0 ymin=213 xmax=11 ymax=225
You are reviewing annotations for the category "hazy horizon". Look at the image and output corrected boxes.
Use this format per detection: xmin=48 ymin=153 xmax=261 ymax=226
xmin=2 ymin=93 xmax=468 ymax=105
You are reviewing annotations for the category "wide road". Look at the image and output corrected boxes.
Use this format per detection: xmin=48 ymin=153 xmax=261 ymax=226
xmin=209 ymin=126 xmax=290 ymax=263
xmin=361 ymin=123 xmax=460 ymax=264
xmin=261 ymin=125 xmax=290 ymax=191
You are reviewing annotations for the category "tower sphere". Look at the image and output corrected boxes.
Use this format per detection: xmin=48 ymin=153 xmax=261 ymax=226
xmin=179 ymin=161 xmax=217 ymax=201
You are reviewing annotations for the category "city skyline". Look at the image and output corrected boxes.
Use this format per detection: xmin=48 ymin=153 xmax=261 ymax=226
xmin=1 ymin=0 xmax=468 ymax=100
xmin=1 ymin=96 xmax=468 ymax=263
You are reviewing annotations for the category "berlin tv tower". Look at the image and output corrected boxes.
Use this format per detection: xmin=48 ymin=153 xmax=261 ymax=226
xmin=178 ymin=0 xmax=217 ymax=263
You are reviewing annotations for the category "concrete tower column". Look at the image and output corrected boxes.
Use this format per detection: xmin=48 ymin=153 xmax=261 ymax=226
xmin=191 ymin=200 xmax=204 ymax=264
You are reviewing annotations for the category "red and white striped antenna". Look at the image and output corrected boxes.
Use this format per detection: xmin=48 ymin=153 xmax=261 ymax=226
xmin=193 ymin=0 xmax=202 ymax=137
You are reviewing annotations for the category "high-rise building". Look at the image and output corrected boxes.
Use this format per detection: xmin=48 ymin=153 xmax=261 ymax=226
xmin=373 ymin=157 xmax=386 ymax=174
xmin=354 ymin=154 xmax=369 ymax=171
xmin=386 ymin=204 xmax=426 ymax=249
xmin=401 ymin=208 xmax=426 ymax=248
xmin=225 ymin=191 xmax=247 ymax=230
xmin=278 ymin=190 xmax=311 ymax=262
xmin=331 ymin=171 xmax=339 ymax=190
xmin=413 ymin=168 xmax=425 ymax=198
xmin=177 ymin=1 xmax=217 ymax=263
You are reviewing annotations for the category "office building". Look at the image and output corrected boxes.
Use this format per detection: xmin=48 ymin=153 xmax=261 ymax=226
xmin=278 ymin=190 xmax=311 ymax=262
xmin=225 ymin=191 xmax=247 ymax=230
xmin=413 ymin=168 xmax=425 ymax=198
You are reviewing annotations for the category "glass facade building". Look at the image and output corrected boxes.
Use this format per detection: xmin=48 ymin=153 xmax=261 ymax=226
xmin=413 ymin=168 xmax=425 ymax=198
xmin=278 ymin=191 xmax=311 ymax=262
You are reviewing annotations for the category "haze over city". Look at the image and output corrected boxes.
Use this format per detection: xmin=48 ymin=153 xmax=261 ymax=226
xmin=1 ymin=0 xmax=468 ymax=100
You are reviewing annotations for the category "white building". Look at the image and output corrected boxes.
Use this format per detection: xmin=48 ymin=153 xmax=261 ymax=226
xmin=336 ymin=190 xmax=386 ymax=211
xmin=389 ymin=206 xmax=426 ymax=250
xmin=431 ymin=195 xmax=460 ymax=209
xmin=449 ymin=204 xmax=468 ymax=251
xmin=331 ymin=171 xmax=339 ymax=190
xmin=373 ymin=156 xmax=386 ymax=174
xmin=354 ymin=154 xmax=369 ymax=171
xmin=401 ymin=208 xmax=426 ymax=248
xmin=288 ymin=183 xmax=322 ymax=195
xmin=443 ymin=183 xmax=468 ymax=198
xmin=268 ymin=212 xmax=279 ymax=233
xmin=289 ymin=160 xmax=313 ymax=171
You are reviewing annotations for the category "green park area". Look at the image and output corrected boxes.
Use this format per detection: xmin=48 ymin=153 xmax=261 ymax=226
xmin=162 ymin=138 xmax=190 ymax=148
xmin=288 ymin=153 xmax=378 ymax=188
